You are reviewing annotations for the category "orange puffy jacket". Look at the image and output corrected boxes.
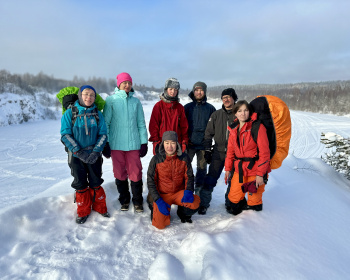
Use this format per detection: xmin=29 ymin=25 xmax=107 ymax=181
xmin=225 ymin=113 xmax=271 ymax=181
xmin=147 ymin=153 xmax=194 ymax=202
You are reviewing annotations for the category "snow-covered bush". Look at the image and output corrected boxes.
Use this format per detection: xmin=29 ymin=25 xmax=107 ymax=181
xmin=321 ymin=132 xmax=350 ymax=180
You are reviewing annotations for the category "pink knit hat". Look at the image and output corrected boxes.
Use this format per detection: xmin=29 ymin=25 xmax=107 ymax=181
xmin=116 ymin=72 xmax=133 ymax=88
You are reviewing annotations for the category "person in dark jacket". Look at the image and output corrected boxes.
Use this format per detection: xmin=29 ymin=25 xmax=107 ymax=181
xmin=61 ymin=85 xmax=110 ymax=224
xmin=147 ymin=131 xmax=200 ymax=229
xmin=198 ymin=88 xmax=238 ymax=215
xmin=184 ymin=82 xmax=216 ymax=195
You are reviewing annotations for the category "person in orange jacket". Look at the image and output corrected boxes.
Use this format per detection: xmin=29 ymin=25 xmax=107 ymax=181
xmin=147 ymin=131 xmax=200 ymax=229
xmin=224 ymin=100 xmax=271 ymax=215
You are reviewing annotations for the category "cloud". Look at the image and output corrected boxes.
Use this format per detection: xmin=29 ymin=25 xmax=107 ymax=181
xmin=1 ymin=0 xmax=349 ymax=89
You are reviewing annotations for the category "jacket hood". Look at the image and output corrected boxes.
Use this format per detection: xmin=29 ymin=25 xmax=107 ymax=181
xmin=188 ymin=91 xmax=207 ymax=103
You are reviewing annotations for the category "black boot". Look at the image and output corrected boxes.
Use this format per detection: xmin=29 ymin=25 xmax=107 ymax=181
xmin=76 ymin=215 xmax=89 ymax=224
xmin=177 ymin=207 xmax=193 ymax=223
xmin=244 ymin=204 xmax=263 ymax=211
xmin=227 ymin=198 xmax=247 ymax=216
xmin=115 ymin=179 xmax=130 ymax=210
xmin=130 ymin=180 xmax=143 ymax=209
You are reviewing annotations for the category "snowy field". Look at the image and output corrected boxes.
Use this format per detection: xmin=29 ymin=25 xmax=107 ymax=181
xmin=0 ymin=100 xmax=350 ymax=280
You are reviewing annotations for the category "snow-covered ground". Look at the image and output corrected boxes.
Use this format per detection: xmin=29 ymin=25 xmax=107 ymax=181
xmin=0 ymin=100 xmax=350 ymax=280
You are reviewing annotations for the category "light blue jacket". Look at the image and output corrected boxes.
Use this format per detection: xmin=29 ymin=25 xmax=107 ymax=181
xmin=103 ymin=88 xmax=148 ymax=151
xmin=61 ymin=101 xmax=107 ymax=155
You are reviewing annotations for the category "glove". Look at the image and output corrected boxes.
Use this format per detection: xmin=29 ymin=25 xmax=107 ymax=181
xmin=155 ymin=197 xmax=171 ymax=216
xmin=181 ymin=190 xmax=194 ymax=203
xmin=75 ymin=150 xmax=89 ymax=163
xmin=182 ymin=142 xmax=187 ymax=153
xmin=86 ymin=151 xmax=100 ymax=164
xmin=204 ymin=150 xmax=212 ymax=164
xmin=139 ymin=143 xmax=148 ymax=158
xmin=102 ymin=142 xmax=111 ymax=158
xmin=241 ymin=180 xmax=257 ymax=194
xmin=153 ymin=141 xmax=160 ymax=155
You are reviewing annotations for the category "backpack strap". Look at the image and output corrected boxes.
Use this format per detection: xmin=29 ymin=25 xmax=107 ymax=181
xmin=71 ymin=105 xmax=79 ymax=126
xmin=71 ymin=106 xmax=99 ymax=127
xmin=250 ymin=120 xmax=260 ymax=143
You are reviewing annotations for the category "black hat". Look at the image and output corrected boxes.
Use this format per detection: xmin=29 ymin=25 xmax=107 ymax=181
xmin=221 ymin=88 xmax=237 ymax=102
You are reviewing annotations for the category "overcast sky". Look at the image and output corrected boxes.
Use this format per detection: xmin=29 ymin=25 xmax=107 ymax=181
xmin=1 ymin=0 xmax=349 ymax=89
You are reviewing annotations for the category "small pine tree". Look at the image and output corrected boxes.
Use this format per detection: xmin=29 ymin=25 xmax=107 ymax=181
xmin=321 ymin=132 xmax=350 ymax=180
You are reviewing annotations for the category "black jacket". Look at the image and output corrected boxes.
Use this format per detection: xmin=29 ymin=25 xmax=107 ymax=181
xmin=184 ymin=92 xmax=216 ymax=150
xmin=203 ymin=105 xmax=235 ymax=152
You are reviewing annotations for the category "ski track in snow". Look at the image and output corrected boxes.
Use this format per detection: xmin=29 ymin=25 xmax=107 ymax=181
xmin=0 ymin=105 xmax=350 ymax=279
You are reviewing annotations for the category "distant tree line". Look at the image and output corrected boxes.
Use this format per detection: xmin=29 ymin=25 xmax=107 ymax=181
xmin=0 ymin=69 xmax=163 ymax=95
xmin=0 ymin=69 xmax=349 ymax=115
xmin=206 ymin=81 xmax=350 ymax=115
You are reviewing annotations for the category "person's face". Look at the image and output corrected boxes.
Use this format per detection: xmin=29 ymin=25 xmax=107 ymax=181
xmin=81 ymin=89 xmax=95 ymax=107
xmin=119 ymin=81 xmax=132 ymax=93
xmin=194 ymin=88 xmax=205 ymax=101
xmin=222 ymin=95 xmax=234 ymax=109
xmin=235 ymin=104 xmax=250 ymax=123
xmin=164 ymin=140 xmax=177 ymax=155
xmin=167 ymin=88 xmax=178 ymax=97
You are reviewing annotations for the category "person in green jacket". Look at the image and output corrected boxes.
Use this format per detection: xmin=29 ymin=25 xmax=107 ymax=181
xmin=103 ymin=72 xmax=148 ymax=213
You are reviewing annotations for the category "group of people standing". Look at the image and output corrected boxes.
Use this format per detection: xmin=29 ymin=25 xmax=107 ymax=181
xmin=60 ymin=72 xmax=271 ymax=229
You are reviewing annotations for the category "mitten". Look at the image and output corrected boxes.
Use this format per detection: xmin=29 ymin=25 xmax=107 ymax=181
xmin=181 ymin=190 xmax=194 ymax=203
xmin=139 ymin=143 xmax=148 ymax=158
xmin=241 ymin=181 xmax=257 ymax=194
xmin=75 ymin=150 xmax=89 ymax=163
xmin=155 ymin=197 xmax=171 ymax=216
xmin=204 ymin=150 xmax=212 ymax=164
xmin=86 ymin=152 xmax=100 ymax=164
xmin=102 ymin=142 xmax=111 ymax=158
xmin=153 ymin=141 xmax=160 ymax=155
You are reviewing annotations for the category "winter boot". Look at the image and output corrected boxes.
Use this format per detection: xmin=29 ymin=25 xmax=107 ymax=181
xmin=244 ymin=203 xmax=263 ymax=211
xmin=227 ymin=198 xmax=247 ymax=216
xmin=89 ymin=186 xmax=108 ymax=215
xmin=130 ymin=180 xmax=143 ymax=211
xmin=75 ymin=187 xmax=92 ymax=223
xmin=115 ymin=178 xmax=130 ymax=210
xmin=76 ymin=215 xmax=89 ymax=224
xmin=177 ymin=207 xmax=193 ymax=223
xmin=198 ymin=206 xmax=207 ymax=215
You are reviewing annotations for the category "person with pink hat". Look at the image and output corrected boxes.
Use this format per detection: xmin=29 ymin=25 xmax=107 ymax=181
xmin=103 ymin=72 xmax=148 ymax=213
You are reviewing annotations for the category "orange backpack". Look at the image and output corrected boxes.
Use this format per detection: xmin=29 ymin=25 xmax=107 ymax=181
xmin=250 ymin=95 xmax=292 ymax=169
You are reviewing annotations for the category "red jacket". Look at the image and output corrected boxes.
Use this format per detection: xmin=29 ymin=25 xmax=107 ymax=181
xmin=225 ymin=113 xmax=271 ymax=178
xmin=148 ymin=95 xmax=189 ymax=145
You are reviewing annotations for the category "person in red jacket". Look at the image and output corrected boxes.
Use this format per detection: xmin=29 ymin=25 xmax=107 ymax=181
xmin=224 ymin=100 xmax=271 ymax=215
xmin=147 ymin=131 xmax=200 ymax=229
xmin=148 ymin=78 xmax=189 ymax=155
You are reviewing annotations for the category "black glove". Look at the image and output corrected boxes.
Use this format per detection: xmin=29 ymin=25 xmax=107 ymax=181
xmin=204 ymin=150 xmax=212 ymax=164
xmin=86 ymin=151 xmax=100 ymax=164
xmin=75 ymin=150 xmax=89 ymax=163
xmin=102 ymin=142 xmax=111 ymax=158
xmin=139 ymin=143 xmax=148 ymax=158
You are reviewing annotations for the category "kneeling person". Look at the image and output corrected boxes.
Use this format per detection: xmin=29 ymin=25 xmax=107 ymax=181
xmin=147 ymin=131 xmax=200 ymax=229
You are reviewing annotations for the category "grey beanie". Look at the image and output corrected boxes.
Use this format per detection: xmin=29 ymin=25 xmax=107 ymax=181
xmin=192 ymin=81 xmax=207 ymax=95
xmin=159 ymin=131 xmax=182 ymax=156
xmin=164 ymin=78 xmax=180 ymax=92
